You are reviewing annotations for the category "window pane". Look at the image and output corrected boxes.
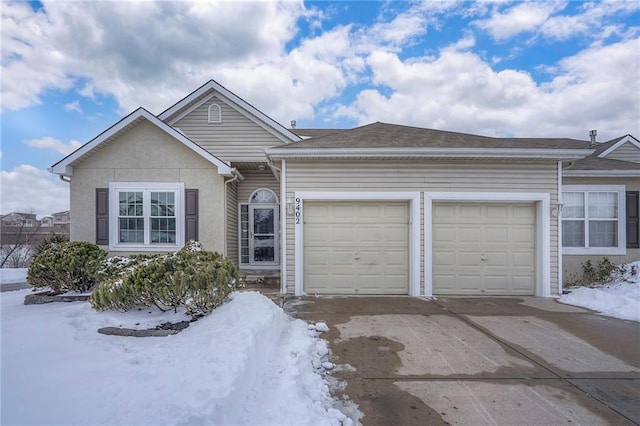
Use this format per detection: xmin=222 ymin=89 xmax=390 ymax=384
xmin=563 ymin=192 xmax=584 ymax=218
xmin=589 ymin=221 xmax=617 ymax=247
xmin=562 ymin=220 xmax=585 ymax=247
xmin=253 ymin=208 xmax=274 ymax=234
xmin=588 ymin=192 xmax=617 ymax=219
xmin=151 ymin=218 xmax=176 ymax=243
xmin=119 ymin=218 xmax=144 ymax=243
xmin=253 ymin=236 xmax=275 ymax=262
xmin=151 ymin=192 xmax=176 ymax=218
xmin=251 ymin=189 xmax=277 ymax=204
xmin=119 ymin=191 xmax=143 ymax=217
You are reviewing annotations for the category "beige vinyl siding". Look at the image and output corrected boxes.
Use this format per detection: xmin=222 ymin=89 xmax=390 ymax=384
xmin=237 ymin=170 xmax=280 ymax=204
xmin=70 ymin=120 xmax=226 ymax=254
xmin=562 ymin=176 xmax=640 ymax=283
xmin=605 ymin=142 xmax=640 ymax=163
xmin=226 ymin=180 xmax=239 ymax=265
xmin=284 ymin=160 xmax=560 ymax=295
xmin=173 ymin=96 xmax=285 ymax=163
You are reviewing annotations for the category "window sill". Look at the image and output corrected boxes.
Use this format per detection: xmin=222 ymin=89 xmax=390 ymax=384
xmin=563 ymin=247 xmax=626 ymax=256
xmin=109 ymin=244 xmax=182 ymax=252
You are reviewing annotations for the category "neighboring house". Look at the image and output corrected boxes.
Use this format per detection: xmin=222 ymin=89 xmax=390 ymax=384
xmin=40 ymin=216 xmax=54 ymax=227
xmin=51 ymin=210 xmax=71 ymax=232
xmin=49 ymin=79 xmax=634 ymax=298
xmin=1 ymin=212 xmax=37 ymax=228
xmin=561 ymin=134 xmax=640 ymax=282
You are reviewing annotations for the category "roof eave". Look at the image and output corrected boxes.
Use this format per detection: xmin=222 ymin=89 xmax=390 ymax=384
xmin=265 ymin=148 xmax=594 ymax=160
xmin=563 ymin=170 xmax=640 ymax=177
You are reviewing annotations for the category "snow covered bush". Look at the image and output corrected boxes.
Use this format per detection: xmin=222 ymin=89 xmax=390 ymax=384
xmin=27 ymin=238 xmax=107 ymax=293
xmin=578 ymin=257 xmax=622 ymax=286
xmin=90 ymin=242 xmax=240 ymax=317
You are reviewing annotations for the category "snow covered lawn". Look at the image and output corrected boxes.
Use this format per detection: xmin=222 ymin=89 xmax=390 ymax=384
xmin=1 ymin=290 xmax=353 ymax=425
xmin=559 ymin=261 xmax=640 ymax=322
xmin=0 ymin=268 xmax=27 ymax=285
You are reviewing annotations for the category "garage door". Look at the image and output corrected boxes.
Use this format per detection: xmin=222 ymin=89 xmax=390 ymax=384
xmin=432 ymin=202 xmax=536 ymax=295
xmin=304 ymin=201 xmax=409 ymax=294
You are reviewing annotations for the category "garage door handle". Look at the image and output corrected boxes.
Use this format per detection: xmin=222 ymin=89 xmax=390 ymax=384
xmin=481 ymin=253 xmax=487 ymax=261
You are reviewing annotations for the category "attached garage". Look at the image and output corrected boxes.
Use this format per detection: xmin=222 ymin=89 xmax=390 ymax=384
xmin=303 ymin=201 xmax=410 ymax=294
xmin=432 ymin=202 xmax=537 ymax=296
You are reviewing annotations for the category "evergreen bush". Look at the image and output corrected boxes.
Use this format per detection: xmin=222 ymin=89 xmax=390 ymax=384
xmin=27 ymin=238 xmax=107 ymax=293
xmin=90 ymin=241 xmax=240 ymax=317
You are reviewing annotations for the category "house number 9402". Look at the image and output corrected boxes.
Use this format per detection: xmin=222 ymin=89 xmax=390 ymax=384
xmin=295 ymin=197 xmax=302 ymax=225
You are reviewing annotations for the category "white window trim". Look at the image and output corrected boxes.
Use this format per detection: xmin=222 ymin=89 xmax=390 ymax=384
xmin=293 ymin=191 xmax=421 ymax=297
xmin=207 ymin=103 xmax=222 ymax=124
xmin=561 ymin=185 xmax=626 ymax=255
xmin=109 ymin=182 xmax=185 ymax=252
xmin=424 ymin=192 xmax=551 ymax=298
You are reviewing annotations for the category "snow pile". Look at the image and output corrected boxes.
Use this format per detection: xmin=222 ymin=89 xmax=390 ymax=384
xmin=1 ymin=290 xmax=353 ymax=425
xmin=0 ymin=267 xmax=27 ymax=285
xmin=559 ymin=261 xmax=640 ymax=322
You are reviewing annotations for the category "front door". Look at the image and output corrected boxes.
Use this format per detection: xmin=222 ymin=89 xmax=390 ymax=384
xmin=249 ymin=205 xmax=278 ymax=265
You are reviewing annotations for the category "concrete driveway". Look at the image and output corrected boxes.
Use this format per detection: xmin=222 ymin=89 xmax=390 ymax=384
xmin=286 ymin=296 xmax=640 ymax=426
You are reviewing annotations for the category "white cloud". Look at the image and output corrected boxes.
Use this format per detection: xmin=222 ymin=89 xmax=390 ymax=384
xmin=0 ymin=165 xmax=69 ymax=216
xmin=25 ymin=137 xmax=82 ymax=156
xmin=335 ymin=37 xmax=640 ymax=141
xmin=64 ymin=100 xmax=82 ymax=113
xmin=475 ymin=0 xmax=640 ymax=42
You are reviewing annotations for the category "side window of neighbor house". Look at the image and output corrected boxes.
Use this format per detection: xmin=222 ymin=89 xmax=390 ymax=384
xmin=562 ymin=187 xmax=623 ymax=252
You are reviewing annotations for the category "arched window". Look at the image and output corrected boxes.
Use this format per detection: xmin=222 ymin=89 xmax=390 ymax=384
xmin=249 ymin=188 xmax=277 ymax=204
xmin=207 ymin=103 xmax=222 ymax=124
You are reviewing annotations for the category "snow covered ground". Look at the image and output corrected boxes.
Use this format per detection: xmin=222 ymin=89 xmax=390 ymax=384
xmin=559 ymin=261 xmax=640 ymax=322
xmin=0 ymin=268 xmax=27 ymax=285
xmin=1 ymin=290 xmax=355 ymax=425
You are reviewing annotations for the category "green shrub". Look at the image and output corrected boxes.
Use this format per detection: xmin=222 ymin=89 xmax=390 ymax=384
xmin=90 ymin=242 xmax=240 ymax=317
xmin=27 ymin=239 xmax=107 ymax=293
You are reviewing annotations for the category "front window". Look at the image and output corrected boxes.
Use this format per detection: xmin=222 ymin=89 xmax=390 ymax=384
xmin=110 ymin=183 xmax=184 ymax=251
xmin=562 ymin=186 xmax=625 ymax=254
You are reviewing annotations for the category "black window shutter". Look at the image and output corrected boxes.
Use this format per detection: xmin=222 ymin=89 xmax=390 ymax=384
xmin=96 ymin=188 xmax=109 ymax=245
xmin=627 ymin=191 xmax=639 ymax=249
xmin=185 ymin=189 xmax=199 ymax=242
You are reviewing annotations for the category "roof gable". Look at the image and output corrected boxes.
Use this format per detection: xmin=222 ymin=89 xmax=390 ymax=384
xmin=597 ymin=135 xmax=640 ymax=161
xmin=50 ymin=108 xmax=233 ymax=177
xmin=158 ymin=80 xmax=301 ymax=145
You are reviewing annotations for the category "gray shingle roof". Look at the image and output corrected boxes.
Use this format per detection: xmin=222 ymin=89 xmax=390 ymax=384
xmin=279 ymin=122 xmax=591 ymax=150
xmin=567 ymin=135 xmax=640 ymax=172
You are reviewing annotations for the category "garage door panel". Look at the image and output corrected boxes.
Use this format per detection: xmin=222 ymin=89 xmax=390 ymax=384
xmin=486 ymin=228 xmax=508 ymax=244
xmin=434 ymin=227 xmax=456 ymax=243
xmin=459 ymin=251 xmax=481 ymax=267
xmin=459 ymin=228 xmax=482 ymax=243
xmin=460 ymin=205 xmax=482 ymax=218
xmin=433 ymin=202 xmax=536 ymax=296
xmin=304 ymin=201 xmax=409 ymax=295
xmin=486 ymin=205 xmax=508 ymax=220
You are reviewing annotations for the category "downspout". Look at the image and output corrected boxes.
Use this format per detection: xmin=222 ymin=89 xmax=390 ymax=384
xmin=279 ymin=159 xmax=287 ymax=294
xmin=223 ymin=168 xmax=244 ymax=256
xmin=557 ymin=161 xmax=563 ymax=296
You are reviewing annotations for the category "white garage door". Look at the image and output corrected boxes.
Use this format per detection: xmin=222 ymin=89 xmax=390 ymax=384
xmin=304 ymin=201 xmax=409 ymax=294
xmin=432 ymin=202 xmax=536 ymax=295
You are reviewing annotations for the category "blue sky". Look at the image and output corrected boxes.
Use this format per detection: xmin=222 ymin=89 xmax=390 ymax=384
xmin=2 ymin=0 xmax=639 ymax=216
